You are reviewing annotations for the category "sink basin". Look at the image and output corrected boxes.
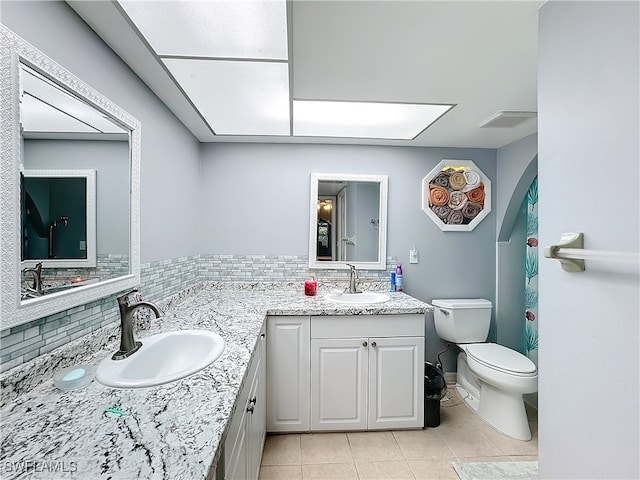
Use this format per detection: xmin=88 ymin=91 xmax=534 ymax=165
xmin=96 ymin=330 xmax=225 ymax=388
xmin=324 ymin=292 xmax=391 ymax=304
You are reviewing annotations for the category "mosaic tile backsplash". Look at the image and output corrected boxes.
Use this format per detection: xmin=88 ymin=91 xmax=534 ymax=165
xmin=1 ymin=254 xmax=397 ymax=371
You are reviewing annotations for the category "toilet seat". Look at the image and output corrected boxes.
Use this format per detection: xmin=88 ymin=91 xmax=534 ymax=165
xmin=464 ymin=343 xmax=536 ymax=377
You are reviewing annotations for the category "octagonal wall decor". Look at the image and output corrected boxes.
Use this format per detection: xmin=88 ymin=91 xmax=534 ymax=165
xmin=421 ymin=159 xmax=491 ymax=231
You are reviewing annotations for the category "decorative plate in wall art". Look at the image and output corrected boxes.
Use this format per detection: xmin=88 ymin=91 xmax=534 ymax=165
xmin=421 ymin=159 xmax=491 ymax=231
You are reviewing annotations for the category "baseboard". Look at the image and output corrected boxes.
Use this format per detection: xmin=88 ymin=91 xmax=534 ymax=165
xmin=445 ymin=371 xmax=457 ymax=385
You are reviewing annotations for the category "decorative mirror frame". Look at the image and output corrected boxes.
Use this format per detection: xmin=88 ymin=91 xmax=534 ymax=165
xmin=22 ymin=169 xmax=97 ymax=269
xmin=308 ymin=172 xmax=388 ymax=271
xmin=0 ymin=25 xmax=140 ymax=329
xmin=421 ymin=159 xmax=491 ymax=231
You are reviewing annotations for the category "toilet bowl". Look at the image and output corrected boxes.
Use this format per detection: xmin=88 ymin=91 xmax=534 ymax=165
xmin=432 ymin=299 xmax=538 ymax=441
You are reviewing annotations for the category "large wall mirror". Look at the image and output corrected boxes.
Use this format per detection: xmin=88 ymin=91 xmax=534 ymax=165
xmin=308 ymin=173 xmax=388 ymax=270
xmin=1 ymin=25 xmax=140 ymax=329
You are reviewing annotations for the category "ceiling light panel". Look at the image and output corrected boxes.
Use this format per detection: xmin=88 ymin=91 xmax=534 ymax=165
xmin=164 ymin=58 xmax=290 ymax=136
xmin=21 ymin=95 xmax=99 ymax=134
xmin=293 ymin=101 xmax=453 ymax=140
xmin=118 ymin=0 xmax=288 ymax=60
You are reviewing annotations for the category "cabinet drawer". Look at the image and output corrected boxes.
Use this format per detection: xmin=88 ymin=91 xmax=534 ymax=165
xmin=311 ymin=314 xmax=424 ymax=338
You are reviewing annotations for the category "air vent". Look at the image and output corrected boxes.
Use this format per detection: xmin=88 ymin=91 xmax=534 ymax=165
xmin=480 ymin=111 xmax=537 ymax=128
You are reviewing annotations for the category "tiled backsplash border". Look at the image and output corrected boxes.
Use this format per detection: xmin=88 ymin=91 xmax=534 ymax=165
xmin=200 ymin=254 xmax=397 ymax=282
xmin=1 ymin=254 xmax=396 ymax=371
xmin=1 ymin=255 xmax=199 ymax=372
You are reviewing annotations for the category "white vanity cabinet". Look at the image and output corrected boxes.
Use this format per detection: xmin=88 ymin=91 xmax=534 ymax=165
xmin=266 ymin=314 xmax=424 ymax=433
xmin=224 ymin=327 xmax=266 ymax=480
xmin=310 ymin=315 xmax=424 ymax=431
xmin=266 ymin=316 xmax=310 ymax=432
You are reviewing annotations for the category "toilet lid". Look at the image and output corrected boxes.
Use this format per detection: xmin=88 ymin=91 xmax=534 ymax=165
xmin=465 ymin=343 xmax=537 ymax=375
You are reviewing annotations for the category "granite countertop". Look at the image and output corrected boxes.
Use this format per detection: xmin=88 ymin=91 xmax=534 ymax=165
xmin=0 ymin=282 xmax=432 ymax=480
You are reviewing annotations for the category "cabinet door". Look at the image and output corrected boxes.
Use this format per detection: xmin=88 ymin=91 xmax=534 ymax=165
xmin=311 ymin=338 xmax=368 ymax=430
xmin=226 ymin=327 xmax=267 ymax=480
xmin=266 ymin=316 xmax=310 ymax=432
xmin=368 ymin=337 xmax=424 ymax=430
xmin=225 ymin=413 xmax=247 ymax=480
xmin=247 ymin=329 xmax=266 ymax=480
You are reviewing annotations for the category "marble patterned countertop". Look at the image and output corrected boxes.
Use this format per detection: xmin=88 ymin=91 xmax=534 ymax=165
xmin=0 ymin=282 xmax=432 ymax=479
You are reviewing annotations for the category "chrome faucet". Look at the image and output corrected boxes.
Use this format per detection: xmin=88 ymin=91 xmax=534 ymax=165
xmin=113 ymin=288 xmax=162 ymax=360
xmin=22 ymin=262 xmax=44 ymax=296
xmin=346 ymin=263 xmax=361 ymax=294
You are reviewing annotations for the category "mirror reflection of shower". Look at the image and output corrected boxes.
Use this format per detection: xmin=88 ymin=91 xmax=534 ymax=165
xmin=22 ymin=173 xmax=90 ymax=263
xmin=49 ymin=215 xmax=69 ymax=258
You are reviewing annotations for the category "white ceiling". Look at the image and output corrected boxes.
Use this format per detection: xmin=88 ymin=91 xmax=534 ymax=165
xmin=67 ymin=0 xmax=542 ymax=149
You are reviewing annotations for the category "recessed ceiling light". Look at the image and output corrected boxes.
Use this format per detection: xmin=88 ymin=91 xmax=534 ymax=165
xmin=163 ymin=59 xmax=290 ymax=136
xmin=293 ymin=100 xmax=453 ymax=140
xmin=118 ymin=0 xmax=288 ymax=60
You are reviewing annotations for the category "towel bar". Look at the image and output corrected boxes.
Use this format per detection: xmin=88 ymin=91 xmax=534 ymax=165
xmin=544 ymin=233 xmax=640 ymax=272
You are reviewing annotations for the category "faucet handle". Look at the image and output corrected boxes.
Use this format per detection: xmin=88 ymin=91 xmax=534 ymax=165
xmin=117 ymin=288 xmax=139 ymax=305
xmin=347 ymin=264 xmax=358 ymax=277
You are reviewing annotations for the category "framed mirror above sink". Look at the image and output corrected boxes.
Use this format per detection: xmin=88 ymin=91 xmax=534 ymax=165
xmin=308 ymin=172 xmax=388 ymax=271
xmin=0 ymin=25 xmax=140 ymax=329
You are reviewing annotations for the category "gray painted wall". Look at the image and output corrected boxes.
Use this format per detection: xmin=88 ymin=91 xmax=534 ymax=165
xmin=494 ymin=134 xmax=538 ymax=355
xmin=3 ymin=0 xmax=202 ymax=263
xmin=538 ymin=2 xmax=639 ymax=478
xmin=495 ymin=202 xmax=527 ymax=354
xmin=495 ymin=133 xmax=537 ymax=241
xmin=199 ymin=142 xmax=498 ymax=369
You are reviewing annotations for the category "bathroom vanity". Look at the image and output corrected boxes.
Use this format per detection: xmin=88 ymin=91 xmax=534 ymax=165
xmin=267 ymin=314 xmax=424 ymax=433
xmin=0 ymin=283 xmax=432 ymax=480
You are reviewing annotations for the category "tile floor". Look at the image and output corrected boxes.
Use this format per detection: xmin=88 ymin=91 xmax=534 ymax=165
xmin=259 ymin=388 xmax=538 ymax=480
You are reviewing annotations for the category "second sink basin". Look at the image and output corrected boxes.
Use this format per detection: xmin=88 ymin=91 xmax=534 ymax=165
xmin=324 ymin=292 xmax=391 ymax=304
xmin=96 ymin=330 xmax=225 ymax=388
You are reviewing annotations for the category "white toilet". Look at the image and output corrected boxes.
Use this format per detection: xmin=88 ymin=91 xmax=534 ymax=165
xmin=432 ymin=298 xmax=537 ymax=441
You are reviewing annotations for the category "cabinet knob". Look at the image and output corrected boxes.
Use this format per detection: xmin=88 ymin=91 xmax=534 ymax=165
xmin=247 ymin=405 xmax=255 ymax=414
xmin=371 ymin=341 xmax=377 ymax=348
xmin=250 ymin=397 xmax=257 ymax=405
xmin=362 ymin=341 xmax=368 ymax=347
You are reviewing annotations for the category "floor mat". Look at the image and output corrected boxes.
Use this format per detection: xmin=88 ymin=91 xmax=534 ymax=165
xmin=452 ymin=461 xmax=538 ymax=480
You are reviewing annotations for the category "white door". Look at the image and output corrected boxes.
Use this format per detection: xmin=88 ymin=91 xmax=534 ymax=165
xmin=266 ymin=316 xmax=311 ymax=432
xmin=337 ymin=188 xmax=346 ymax=261
xmin=368 ymin=337 xmax=424 ymax=430
xmin=311 ymin=338 xmax=368 ymax=430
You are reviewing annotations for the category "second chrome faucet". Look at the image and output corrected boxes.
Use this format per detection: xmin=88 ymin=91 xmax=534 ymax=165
xmin=113 ymin=288 xmax=162 ymax=360
xmin=346 ymin=264 xmax=362 ymax=294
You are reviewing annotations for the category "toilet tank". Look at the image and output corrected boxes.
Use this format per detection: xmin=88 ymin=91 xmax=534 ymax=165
xmin=431 ymin=298 xmax=492 ymax=343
